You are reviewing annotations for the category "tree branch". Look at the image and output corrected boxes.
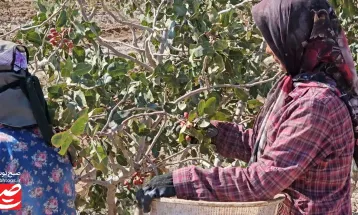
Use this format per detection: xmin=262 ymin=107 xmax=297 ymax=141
xmin=77 ymin=0 xmax=154 ymax=72
xmin=107 ymin=184 xmax=117 ymax=215
xmin=144 ymin=35 xmax=157 ymax=67
xmin=163 ymin=158 xmax=214 ymax=167
xmin=88 ymin=7 xmax=98 ymax=20
xmin=218 ymin=0 xmax=252 ymax=15
xmin=98 ymin=38 xmax=154 ymax=72
xmin=100 ymin=37 xmax=144 ymax=52
xmin=142 ymin=115 xmax=167 ymax=162
xmin=80 ymin=179 xmax=110 ymax=187
xmin=153 ymin=0 xmax=166 ymax=29
xmin=157 ymin=144 xmax=196 ymax=165
xmin=173 ymin=72 xmax=282 ymax=104
xmin=100 ymin=0 xmax=155 ymax=33
xmin=157 ymin=30 xmax=169 ymax=63
xmin=102 ymin=111 xmax=169 ymax=135
xmin=76 ymin=168 xmax=96 ymax=181
xmin=101 ymin=92 xmax=129 ymax=133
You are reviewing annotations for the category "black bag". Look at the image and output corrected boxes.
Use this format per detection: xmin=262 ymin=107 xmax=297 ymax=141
xmin=0 ymin=40 xmax=77 ymax=166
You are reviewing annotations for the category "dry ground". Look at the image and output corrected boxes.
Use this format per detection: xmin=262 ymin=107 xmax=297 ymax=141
xmin=2 ymin=0 xmax=358 ymax=213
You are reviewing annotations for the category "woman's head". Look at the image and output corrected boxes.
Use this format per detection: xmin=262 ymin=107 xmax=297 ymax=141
xmin=253 ymin=0 xmax=358 ymax=94
xmin=265 ymin=45 xmax=285 ymax=72
xmin=252 ymin=0 xmax=331 ymax=75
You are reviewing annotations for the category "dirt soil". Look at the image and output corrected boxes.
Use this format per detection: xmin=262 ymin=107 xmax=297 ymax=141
xmin=2 ymin=0 xmax=358 ymax=214
xmin=0 ymin=0 xmax=134 ymax=43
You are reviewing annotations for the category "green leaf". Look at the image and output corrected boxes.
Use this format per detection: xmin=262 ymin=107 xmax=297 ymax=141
xmin=178 ymin=133 xmax=185 ymax=144
xmin=199 ymin=143 xmax=210 ymax=154
xmin=178 ymin=102 xmax=187 ymax=111
xmin=47 ymin=84 xmax=65 ymax=99
xmin=138 ymin=123 xmax=150 ymax=136
xmin=26 ymin=31 xmax=42 ymax=46
xmin=213 ymin=54 xmax=225 ymax=71
xmin=204 ymin=97 xmax=217 ymax=115
xmin=93 ymin=157 xmax=108 ymax=174
xmin=190 ymin=42 xmax=215 ymax=58
xmin=107 ymin=61 xmax=128 ymax=77
xmin=116 ymin=154 xmax=128 ymax=166
xmin=168 ymin=21 xmax=176 ymax=39
xmin=58 ymin=139 xmax=72 ymax=156
xmin=90 ymin=108 xmax=105 ymax=116
xmin=198 ymin=100 xmax=205 ymax=116
xmin=61 ymin=107 xmax=76 ymax=124
xmin=234 ymin=88 xmax=249 ymax=102
xmin=70 ymin=114 xmax=89 ymax=135
xmin=74 ymin=63 xmax=92 ymax=76
xmin=191 ymin=46 xmax=204 ymax=57
xmin=74 ymin=90 xmax=87 ymax=107
xmin=247 ymin=99 xmax=263 ymax=110
xmin=52 ymin=131 xmax=73 ymax=148
xmin=51 ymin=131 xmax=74 ymax=155
xmin=198 ymin=119 xmax=211 ymax=128
xmin=96 ymin=145 xmax=107 ymax=162
xmin=56 ymin=10 xmax=67 ymax=27
xmin=188 ymin=110 xmax=197 ymax=122
xmin=174 ymin=4 xmax=187 ymax=16
xmin=73 ymin=21 xmax=86 ymax=35
xmin=213 ymin=40 xmax=228 ymax=51
xmin=36 ymin=1 xmax=47 ymax=13
xmin=59 ymin=135 xmax=79 ymax=156
xmin=163 ymin=60 xmax=175 ymax=73
xmin=73 ymin=46 xmax=86 ymax=62
xmin=211 ymin=111 xmax=229 ymax=121
xmin=61 ymin=58 xmax=73 ymax=77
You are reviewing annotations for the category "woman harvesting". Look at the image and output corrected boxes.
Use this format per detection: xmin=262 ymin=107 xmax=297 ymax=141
xmin=137 ymin=0 xmax=358 ymax=214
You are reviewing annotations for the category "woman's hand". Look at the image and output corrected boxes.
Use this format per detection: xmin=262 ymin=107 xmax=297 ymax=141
xmin=135 ymin=173 xmax=176 ymax=213
xmin=178 ymin=112 xmax=219 ymax=145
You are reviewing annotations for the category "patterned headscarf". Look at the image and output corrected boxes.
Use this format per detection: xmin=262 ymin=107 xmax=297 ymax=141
xmin=250 ymin=0 xmax=358 ymax=164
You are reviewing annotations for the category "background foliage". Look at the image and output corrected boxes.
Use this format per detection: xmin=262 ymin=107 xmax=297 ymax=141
xmin=2 ymin=0 xmax=358 ymax=214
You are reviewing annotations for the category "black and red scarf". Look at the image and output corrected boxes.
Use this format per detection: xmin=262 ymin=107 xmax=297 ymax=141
xmin=250 ymin=0 xmax=358 ymax=165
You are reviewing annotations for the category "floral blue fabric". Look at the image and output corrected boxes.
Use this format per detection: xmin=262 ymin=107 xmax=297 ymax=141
xmin=0 ymin=125 xmax=76 ymax=215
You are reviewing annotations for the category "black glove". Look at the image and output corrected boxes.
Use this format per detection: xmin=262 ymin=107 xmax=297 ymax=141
xmin=189 ymin=123 xmax=219 ymax=144
xmin=136 ymin=173 xmax=176 ymax=213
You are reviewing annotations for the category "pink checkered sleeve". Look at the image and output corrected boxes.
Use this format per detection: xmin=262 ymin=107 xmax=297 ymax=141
xmin=210 ymin=120 xmax=254 ymax=163
xmin=173 ymin=98 xmax=333 ymax=202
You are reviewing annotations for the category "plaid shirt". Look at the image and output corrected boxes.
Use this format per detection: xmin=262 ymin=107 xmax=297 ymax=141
xmin=173 ymin=83 xmax=354 ymax=214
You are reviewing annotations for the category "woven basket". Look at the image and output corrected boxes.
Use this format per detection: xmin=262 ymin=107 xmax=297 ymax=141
xmin=150 ymin=194 xmax=286 ymax=215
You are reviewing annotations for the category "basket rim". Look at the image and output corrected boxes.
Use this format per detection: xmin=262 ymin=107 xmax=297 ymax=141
xmin=152 ymin=194 xmax=286 ymax=208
